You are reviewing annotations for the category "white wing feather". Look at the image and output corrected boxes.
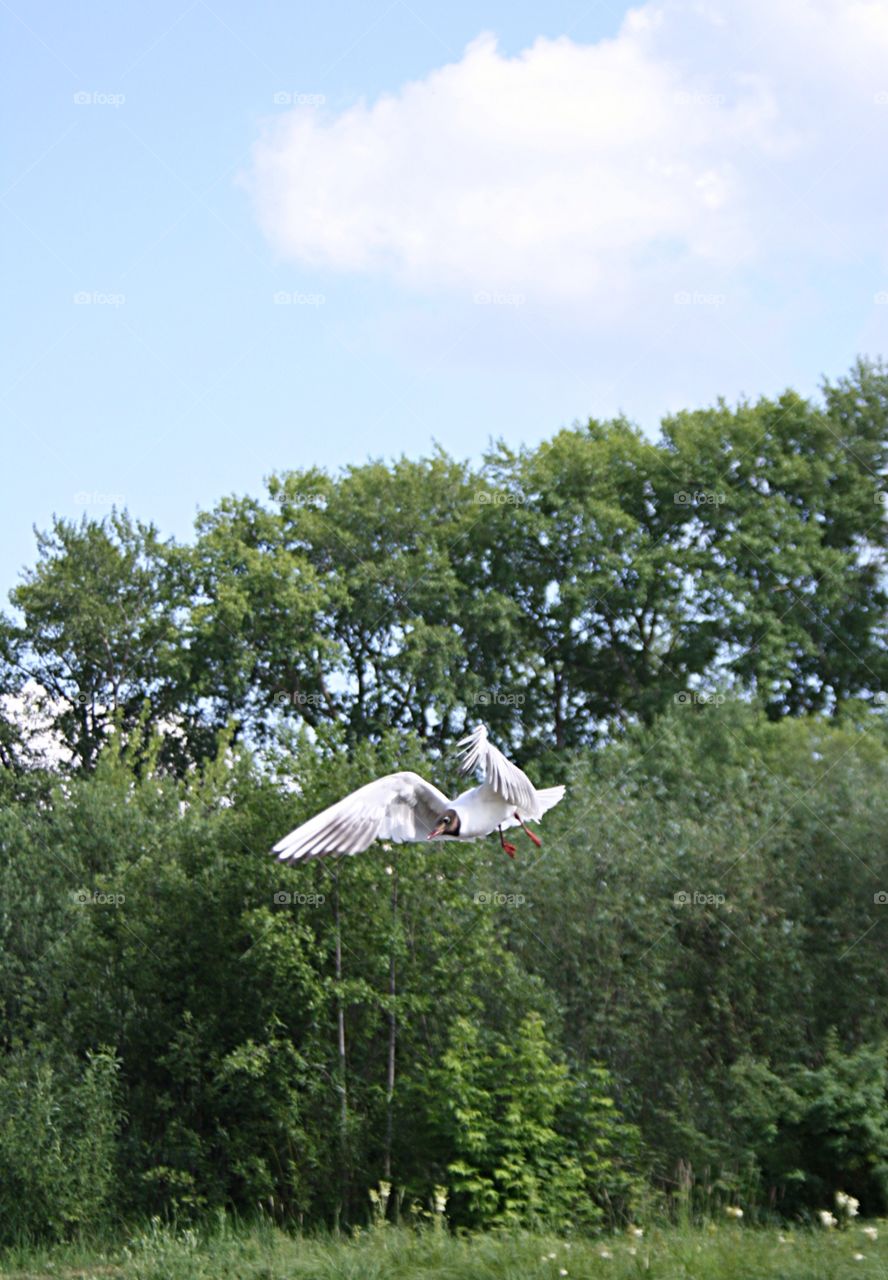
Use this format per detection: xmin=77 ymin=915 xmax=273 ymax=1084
xmin=272 ymin=771 xmax=451 ymax=866
xmin=457 ymin=724 xmax=539 ymax=815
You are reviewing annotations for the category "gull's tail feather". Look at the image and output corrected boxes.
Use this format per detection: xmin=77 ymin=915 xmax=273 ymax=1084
xmin=530 ymin=784 xmax=565 ymax=821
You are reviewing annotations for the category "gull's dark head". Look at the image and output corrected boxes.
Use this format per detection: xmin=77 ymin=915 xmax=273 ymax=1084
xmin=427 ymin=808 xmax=461 ymax=839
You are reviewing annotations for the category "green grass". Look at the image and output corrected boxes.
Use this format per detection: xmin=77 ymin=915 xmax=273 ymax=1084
xmin=0 ymin=1219 xmax=885 ymax=1280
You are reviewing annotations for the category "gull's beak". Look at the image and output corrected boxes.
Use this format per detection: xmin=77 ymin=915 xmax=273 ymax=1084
xmin=427 ymin=819 xmax=447 ymax=840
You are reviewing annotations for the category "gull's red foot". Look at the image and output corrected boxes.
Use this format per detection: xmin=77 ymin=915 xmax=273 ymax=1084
xmin=502 ymin=841 xmax=517 ymax=858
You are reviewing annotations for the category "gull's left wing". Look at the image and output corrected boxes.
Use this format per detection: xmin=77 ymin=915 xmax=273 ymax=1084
xmin=457 ymin=723 xmax=537 ymax=814
xmin=272 ymin=771 xmax=452 ymax=866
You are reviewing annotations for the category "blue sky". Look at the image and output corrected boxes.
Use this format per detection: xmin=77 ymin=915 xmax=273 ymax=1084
xmin=2 ymin=0 xmax=887 ymax=601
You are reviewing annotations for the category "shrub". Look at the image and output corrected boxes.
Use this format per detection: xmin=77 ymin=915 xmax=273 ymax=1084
xmin=0 ymin=1047 xmax=121 ymax=1243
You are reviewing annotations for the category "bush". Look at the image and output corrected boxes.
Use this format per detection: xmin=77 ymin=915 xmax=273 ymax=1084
xmin=430 ymin=1013 xmax=643 ymax=1230
xmin=729 ymin=1034 xmax=888 ymax=1215
xmin=0 ymin=1047 xmax=120 ymax=1243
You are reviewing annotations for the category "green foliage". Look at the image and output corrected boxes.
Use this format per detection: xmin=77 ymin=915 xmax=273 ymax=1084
xmin=730 ymin=1036 xmax=888 ymax=1215
xmin=1 ymin=691 xmax=888 ymax=1238
xmin=499 ymin=700 xmax=888 ymax=1203
xmin=0 ymin=512 xmax=191 ymax=770
xmin=0 ymin=1047 xmax=120 ymax=1242
xmin=432 ymin=1013 xmax=642 ymax=1229
xmin=662 ymin=364 xmax=888 ymax=718
xmin=1 ymin=358 xmax=887 ymax=1243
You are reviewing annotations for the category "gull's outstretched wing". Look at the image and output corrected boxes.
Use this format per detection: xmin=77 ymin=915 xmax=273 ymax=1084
xmin=272 ymin=771 xmax=451 ymax=866
xmin=457 ymin=723 xmax=538 ymax=814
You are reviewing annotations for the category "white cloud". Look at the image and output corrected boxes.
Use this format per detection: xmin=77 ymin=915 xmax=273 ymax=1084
xmin=247 ymin=0 xmax=888 ymax=309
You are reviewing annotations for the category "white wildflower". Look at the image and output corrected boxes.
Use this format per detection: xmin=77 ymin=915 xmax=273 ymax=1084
xmin=819 ymin=1210 xmax=838 ymax=1228
xmin=836 ymin=1191 xmax=859 ymax=1216
xmin=862 ymin=1226 xmax=878 ymax=1242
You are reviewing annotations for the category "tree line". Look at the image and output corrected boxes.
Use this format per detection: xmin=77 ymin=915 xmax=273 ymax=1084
xmin=2 ymin=358 xmax=886 ymax=772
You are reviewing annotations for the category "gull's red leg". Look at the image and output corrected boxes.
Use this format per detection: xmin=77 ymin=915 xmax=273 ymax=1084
xmin=499 ymin=828 xmax=517 ymax=858
xmin=514 ymin=812 xmax=542 ymax=848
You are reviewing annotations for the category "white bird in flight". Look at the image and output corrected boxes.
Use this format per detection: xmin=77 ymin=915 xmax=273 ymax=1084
xmin=272 ymin=723 xmax=565 ymax=866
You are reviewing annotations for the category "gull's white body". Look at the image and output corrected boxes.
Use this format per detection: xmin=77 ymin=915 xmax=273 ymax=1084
xmin=272 ymin=723 xmax=565 ymax=866
xmin=450 ymin=782 xmax=519 ymax=839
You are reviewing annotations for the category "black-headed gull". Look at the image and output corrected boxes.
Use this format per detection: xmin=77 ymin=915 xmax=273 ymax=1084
xmin=272 ymin=723 xmax=565 ymax=865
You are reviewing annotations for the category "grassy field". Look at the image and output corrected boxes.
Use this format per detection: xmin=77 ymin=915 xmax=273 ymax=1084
xmin=0 ymin=1219 xmax=885 ymax=1280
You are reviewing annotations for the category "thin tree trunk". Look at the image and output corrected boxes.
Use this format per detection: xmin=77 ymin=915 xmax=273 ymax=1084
xmin=383 ymin=857 xmax=398 ymax=1190
xmin=332 ymin=865 xmax=349 ymax=1222
xmin=554 ymin=668 xmax=564 ymax=750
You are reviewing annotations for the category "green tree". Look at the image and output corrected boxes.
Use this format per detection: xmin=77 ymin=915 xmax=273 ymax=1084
xmin=663 ymin=359 xmax=888 ymax=716
xmin=478 ymin=419 xmax=718 ymax=748
xmin=1 ymin=513 xmax=190 ymax=770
